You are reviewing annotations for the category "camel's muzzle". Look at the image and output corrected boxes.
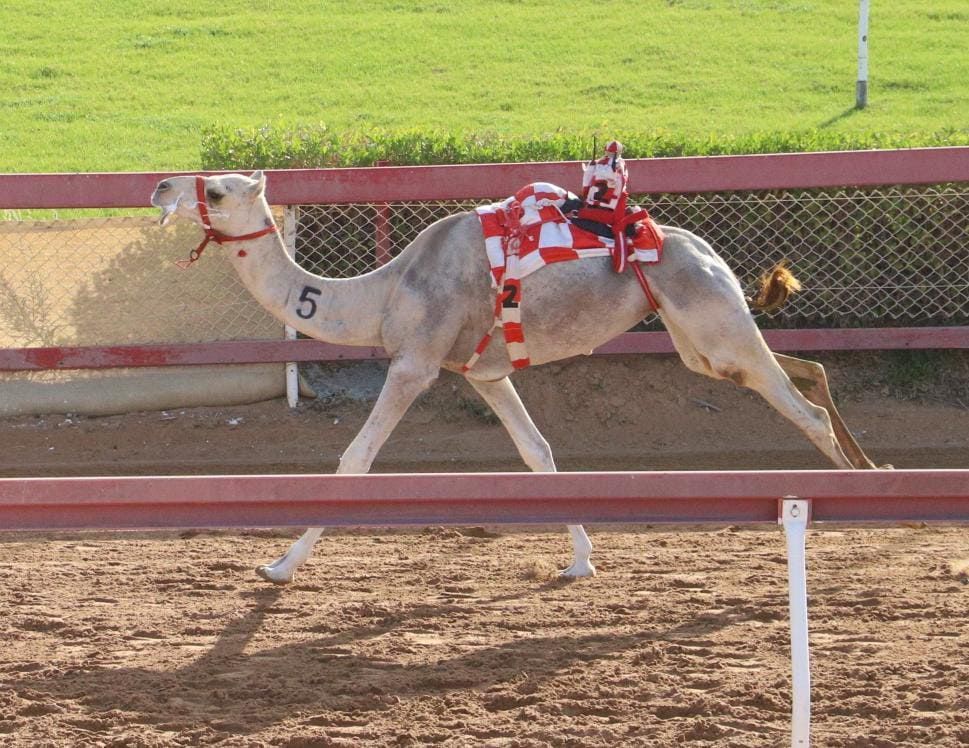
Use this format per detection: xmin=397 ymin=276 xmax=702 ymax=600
xmin=151 ymin=183 xmax=181 ymax=227
xmin=156 ymin=196 xmax=181 ymax=227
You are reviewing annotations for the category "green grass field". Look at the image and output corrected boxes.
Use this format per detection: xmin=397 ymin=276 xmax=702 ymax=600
xmin=0 ymin=0 xmax=966 ymax=172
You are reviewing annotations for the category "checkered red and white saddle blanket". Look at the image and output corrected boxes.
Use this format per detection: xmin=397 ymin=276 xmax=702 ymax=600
xmin=474 ymin=182 xmax=662 ymax=287
xmin=462 ymin=182 xmax=664 ymax=373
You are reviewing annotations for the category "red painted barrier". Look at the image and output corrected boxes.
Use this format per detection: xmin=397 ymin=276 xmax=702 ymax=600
xmin=1 ymin=148 xmax=966 ymax=209
xmin=593 ymin=327 xmax=969 ymax=355
xmin=0 ymin=339 xmax=385 ymax=371
xmin=0 ymin=470 xmax=966 ymax=531
xmin=0 ymin=327 xmax=966 ymax=372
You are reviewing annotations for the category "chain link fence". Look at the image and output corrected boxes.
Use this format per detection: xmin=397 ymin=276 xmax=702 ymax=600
xmin=0 ymin=215 xmax=289 ymax=414
xmin=0 ymin=216 xmax=282 ymax=350
xmin=0 ymin=184 xmax=965 ymax=354
xmin=295 ymin=184 xmax=969 ymax=330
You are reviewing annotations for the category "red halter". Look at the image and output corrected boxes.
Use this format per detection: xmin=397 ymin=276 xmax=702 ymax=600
xmin=176 ymin=176 xmax=278 ymax=268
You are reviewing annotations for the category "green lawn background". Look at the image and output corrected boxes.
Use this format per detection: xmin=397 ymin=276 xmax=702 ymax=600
xmin=0 ymin=0 xmax=966 ymax=172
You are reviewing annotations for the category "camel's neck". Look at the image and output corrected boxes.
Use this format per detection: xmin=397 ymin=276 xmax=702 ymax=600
xmin=226 ymin=210 xmax=396 ymax=347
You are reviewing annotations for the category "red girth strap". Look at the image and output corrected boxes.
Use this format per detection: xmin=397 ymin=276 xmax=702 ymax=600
xmin=629 ymin=212 xmax=663 ymax=310
xmin=610 ymin=208 xmax=646 ymax=272
xmin=176 ymin=176 xmax=279 ymax=268
xmin=575 ymin=201 xmax=661 ymax=311
xmin=632 ymin=263 xmax=660 ymax=311
xmin=607 ymin=206 xmax=662 ymax=311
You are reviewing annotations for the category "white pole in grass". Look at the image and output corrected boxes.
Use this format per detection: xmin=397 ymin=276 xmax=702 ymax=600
xmin=856 ymin=0 xmax=870 ymax=108
xmin=282 ymin=206 xmax=299 ymax=409
xmin=781 ymin=499 xmax=812 ymax=746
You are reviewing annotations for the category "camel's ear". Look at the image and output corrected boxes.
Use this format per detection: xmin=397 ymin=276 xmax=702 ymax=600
xmin=248 ymin=170 xmax=266 ymax=197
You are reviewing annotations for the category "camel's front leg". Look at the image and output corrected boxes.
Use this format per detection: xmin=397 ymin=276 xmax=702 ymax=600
xmin=468 ymin=376 xmax=595 ymax=577
xmin=256 ymin=358 xmax=440 ymax=584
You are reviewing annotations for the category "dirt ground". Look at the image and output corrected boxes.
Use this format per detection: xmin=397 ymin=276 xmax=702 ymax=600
xmin=0 ymin=352 xmax=967 ymax=747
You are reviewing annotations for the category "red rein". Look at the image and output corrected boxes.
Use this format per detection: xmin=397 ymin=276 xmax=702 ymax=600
xmin=176 ymin=176 xmax=278 ymax=268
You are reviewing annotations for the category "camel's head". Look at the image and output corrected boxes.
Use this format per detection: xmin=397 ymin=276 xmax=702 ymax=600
xmin=151 ymin=171 xmax=268 ymax=233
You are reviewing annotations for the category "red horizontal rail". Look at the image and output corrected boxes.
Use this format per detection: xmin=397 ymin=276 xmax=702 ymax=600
xmin=595 ymin=327 xmax=969 ymax=355
xmin=0 ymin=327 xmax=966 ymax=372
xmin=0 ymin=339 xmax=385 ymax=371
xmin=1 ymin=148 xmax=966 ymax=209
xmin=0 ymin=470 xmax=965 ymax=531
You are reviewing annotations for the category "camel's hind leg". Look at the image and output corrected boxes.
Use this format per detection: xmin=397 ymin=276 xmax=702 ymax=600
xmin=774 ymin=353 xmax=878 ymax=469
xmin=661 ymin=313 xmax=854 ymax=469
xmin=468 ymin=376 xmax=595 ymax=577
xmin=256 ymin=356 xmax=440 ymax=584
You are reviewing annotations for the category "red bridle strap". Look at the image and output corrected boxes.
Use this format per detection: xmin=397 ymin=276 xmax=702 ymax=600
xmin=175 ymin=176 xmax=278 ymax=268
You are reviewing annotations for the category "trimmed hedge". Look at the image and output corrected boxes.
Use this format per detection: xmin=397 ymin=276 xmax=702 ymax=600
xmin=200 ymin=125 xmax=969 ymax=170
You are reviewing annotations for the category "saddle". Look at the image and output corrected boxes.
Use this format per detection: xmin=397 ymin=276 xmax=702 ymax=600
xmin=462 ymin=142 xmax=664 ymax=373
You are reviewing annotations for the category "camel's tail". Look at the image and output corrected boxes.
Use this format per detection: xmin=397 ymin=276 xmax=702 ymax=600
xmin=747 ymin=260 xmax=802 ymax=312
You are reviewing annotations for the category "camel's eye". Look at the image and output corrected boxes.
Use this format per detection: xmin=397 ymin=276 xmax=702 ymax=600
xmin=206 ymin=188 xmax=224 ymax=202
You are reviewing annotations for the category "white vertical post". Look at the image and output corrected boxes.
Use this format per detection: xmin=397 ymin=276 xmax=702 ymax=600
xmin=781 ymin=498 xmax=812 ymax=747
xmin=856 ymin=0 xmax=870 ymax=109
xmin=282 ymin=206 xmax=299 ymax=409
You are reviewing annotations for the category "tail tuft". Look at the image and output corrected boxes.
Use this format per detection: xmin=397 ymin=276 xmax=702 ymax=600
xmin=748 ymin=260 xmax=802 ymax=312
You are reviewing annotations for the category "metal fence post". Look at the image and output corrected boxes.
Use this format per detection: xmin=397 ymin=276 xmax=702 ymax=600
xmin=780 ymin=498 xmax=812 ymax=747
xmin=856 ymin=0 xmax=870 ymax=109
xmin=374 ymin=161 xmax=392 ymax=267
xmin=282 ymin=206 xmax=299 ymax=408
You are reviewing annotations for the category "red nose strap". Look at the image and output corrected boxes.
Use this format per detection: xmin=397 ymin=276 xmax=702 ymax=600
xmin=175 ymin=176 xmax=278 ymax=268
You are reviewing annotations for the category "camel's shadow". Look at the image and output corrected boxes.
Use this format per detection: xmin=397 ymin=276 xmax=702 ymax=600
xmin=13 ymin=583 xmax=754 ymax=736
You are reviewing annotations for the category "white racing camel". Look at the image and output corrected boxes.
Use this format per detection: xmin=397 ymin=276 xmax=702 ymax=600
xmin=151 ymin=166 xmax=877 ymax=583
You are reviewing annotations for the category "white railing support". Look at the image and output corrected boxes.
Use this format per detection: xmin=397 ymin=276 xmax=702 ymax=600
xmin=282 ymin=206 xmax=300 ymax=408
xmin=781 ymin=498 xmax=812 ymax=747
xmin=856 ymin=0 xmax=870 ymax=108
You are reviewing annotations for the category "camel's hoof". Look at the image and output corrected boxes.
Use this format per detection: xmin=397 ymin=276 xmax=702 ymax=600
xmin=560 ymin=561 xmax=596 ymax=578
xmin=255 ymin=565 xmax=293 ymax=585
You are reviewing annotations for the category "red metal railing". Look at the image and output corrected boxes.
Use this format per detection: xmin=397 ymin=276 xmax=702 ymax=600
xmin=0 ymin=326 xmax=967 ymax=372
xmin=0 ymin=469 xmax=966 ymax=531
xmin=2 ymin=148 xmax=967 ymax=208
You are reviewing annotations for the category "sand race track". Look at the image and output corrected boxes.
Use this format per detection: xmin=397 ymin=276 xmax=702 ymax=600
xmin=0 ymin=353 xmax=967 ymax=746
